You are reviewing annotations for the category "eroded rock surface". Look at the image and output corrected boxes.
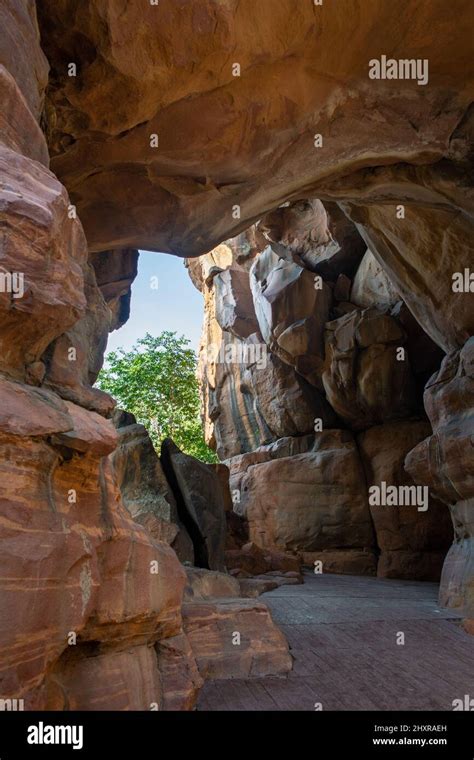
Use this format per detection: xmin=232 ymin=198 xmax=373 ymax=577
xmin=236 ymin=430 xmax=375 ymax=558
xmin=406 ymin=339 xmax=474 ymax=620
xmin=1 ymin=0 xmax=473 ymax=715
xmin=111 ymin=412 xmax=194 ymax=564
xmin=36 ymin=1 xmax=474 ymax=355
xmin=358 ymin=421 xmax=452 ymax=580
xmin=161 ymin=439 xmax=227 ymax=571
xmin=182 ymin=599 xmax=292 ymax=680
xmin=0 ymin=1 xmax=200 ymax=712
xmin=323 ymin=307 xmax=417 ymax=430
xmin=191 ymin=244 xmax=336 ymax=459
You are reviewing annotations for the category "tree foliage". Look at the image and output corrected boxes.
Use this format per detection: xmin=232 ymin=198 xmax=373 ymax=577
xmin=97 ymin=331 xmax=217 ymax=462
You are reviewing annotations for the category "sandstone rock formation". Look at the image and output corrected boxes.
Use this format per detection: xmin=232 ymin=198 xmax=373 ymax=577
xmin=91 ymin=248 xmax=139 ymax=332
xmin=358 ymin=421 xmax=452 ymax=580
xmin=190 ymin=221 xmax=457 ymax=585
xmin=250 ymin=245 xmax=333 ymax=386
xmin=182 ymin=599 xmax=292 ymax=680
xmin=322 ymin=307 xmax=417 ymax=430
xmin=406 ymin=339 xmax=474 ymax=622
xmin=0 ymin=383 xmax=191 ymax=709
xmin=37 ymin=0 xmax=474 ymax=355
xmin=193 ymin=244 xmax=336 ymax=459
xmin=235 ymin=431 xmax=376 ymax=560
xmin=1 ymin=0 xmax=473 ymax=716
xmin=161 ymin=439 xmax=227 ymax=571
xmin=259 ymin=199 xmax=366 ymax=279
xmin=1 ymin=0 xmax=293 ymax=712
xmin=111 ymin=411 xmax=194 ymax=564
xmin=351 ymin=249 xmax=400 ymax=309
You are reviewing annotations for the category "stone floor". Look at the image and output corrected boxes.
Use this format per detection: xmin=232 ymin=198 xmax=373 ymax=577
xmin=197 ymin=572 xmax=473 ymax=710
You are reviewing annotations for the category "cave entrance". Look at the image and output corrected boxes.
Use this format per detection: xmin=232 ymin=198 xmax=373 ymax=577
xmin=93 ymin=215 xmax=454 ymax=589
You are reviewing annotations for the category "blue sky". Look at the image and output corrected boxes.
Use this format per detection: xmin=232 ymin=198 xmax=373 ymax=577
xmin=105 ymin=250 xmax=204 ymax=355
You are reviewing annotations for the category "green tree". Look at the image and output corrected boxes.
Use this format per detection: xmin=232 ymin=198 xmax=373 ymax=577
xmin=97 ymin=331 xmax=217 ymax=462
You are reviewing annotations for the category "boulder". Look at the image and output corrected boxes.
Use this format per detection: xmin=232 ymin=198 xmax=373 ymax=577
xmin=161 ymin=439 xmax=227 ymax=571
xmin=239 ymin=430 xmax=375 ymax=555
xmin=111 ymin=414 xmax=194 ymax=564
xmin=182 ymin=599 xmax=292 ymax=680
xmin=227 ymin=434 xmax=319 ymax=511
xmin=358 ymin=420 xmax=452 ymax=580
xmin=322 ymin=307 xmax=417 ymax=430
xmin=184 ymin=567 xmax=241 ymax=601
xmin=259 ymin=199 xmax=366 ymax=279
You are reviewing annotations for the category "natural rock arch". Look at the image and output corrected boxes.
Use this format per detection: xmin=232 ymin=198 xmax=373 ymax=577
xmin=0 ymin=0 xmax=472 ymax=710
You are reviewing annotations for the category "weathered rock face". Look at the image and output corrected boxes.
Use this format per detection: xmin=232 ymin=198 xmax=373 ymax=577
xmin=91 ymin=248 xmax=139 ymax=332
xmin=259 ymin=199 xmax=366 ymax=279
xmin=236 ymin=430 xmax=375 ymax=557
xmin=192 ymin=244 xmax=336 ymax=459
xmin=111 ymin=412 xmax=194 ymax=564
xmin=182 ymin=598 xmax=292 ymax=680
xmin=161 ymin=439 xmax=228 ymax=571
xmin=2 ymin=0 xmax=473 ymax=715
xmin=250 ymin=246 xmax=333 ymax=387
xmin=0 ymin=0 xmax=203 ymax=712
xmin=36 ymin=0 xmax=474 ymax=356
xmin=351 ymin=249 xmax=400 ymax=309
xmin=189 ymin=207 xmax=455 ymax=586
xmin=0 ymin=1 xmax=158 ymax=709
xmin=338 ymin=145 xmax=474 ymax=353
xmin=42 ymin=260 xmax=115 ymax=415
xmin=0 ymin=141 xmax=87 ymax=380
xmin=214 ymin=266 xmax=259 ymax=340
xmin=406 ymin=338 xmax=474 ymax=620
xmin=0 ymin=382 xmax=189 ymax=709
xmin=322 ymin=307 xmax=417 ymax=430
xmin=358 ymin=421 xmax=452 ymax=580
xmin=0 ymin=0 xmax=48 ymax=122
xmin=155 ymin=633 xmax=203 ymax=712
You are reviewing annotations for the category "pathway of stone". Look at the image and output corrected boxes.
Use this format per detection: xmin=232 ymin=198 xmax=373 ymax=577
xmin=197 ymin=572 xmax=473 ymax=710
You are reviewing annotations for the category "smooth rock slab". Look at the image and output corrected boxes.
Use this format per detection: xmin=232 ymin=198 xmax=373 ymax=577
xmin=183 ymin=598 xmax=292 ymax=680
